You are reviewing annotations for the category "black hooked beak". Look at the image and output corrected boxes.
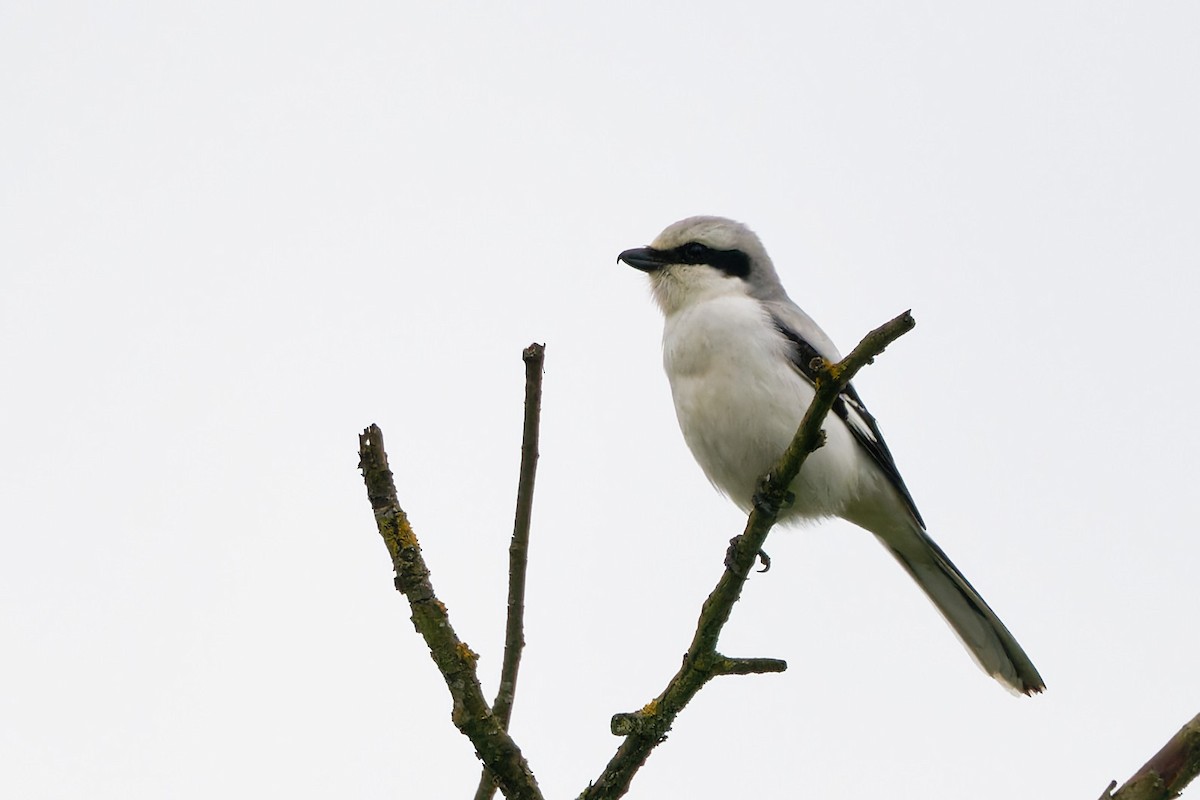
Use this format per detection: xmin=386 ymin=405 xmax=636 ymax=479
xmin=617 ymin=246 xmax=669 ymax=273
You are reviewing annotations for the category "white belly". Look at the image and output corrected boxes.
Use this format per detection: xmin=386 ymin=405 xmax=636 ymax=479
xmin=662 ymin=295 xmax=868 ymax=520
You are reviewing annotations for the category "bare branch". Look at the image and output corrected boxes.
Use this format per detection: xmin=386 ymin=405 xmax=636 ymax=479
xmin=712 ymin=657 xmax=789 ymax=676
xmin=475 ymin=343 xmax=546 ymax=800
xmin=1103 ymin=712 xmax=1200 ymax=800
xmin=580 ymin=311 xmax=917 ymax=800
xmin=357 ymin=425 xmax=543 ymax=800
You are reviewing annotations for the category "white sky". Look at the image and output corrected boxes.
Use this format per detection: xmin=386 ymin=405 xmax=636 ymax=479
xmin=3 ymin=2 xmax=1199 ymax=797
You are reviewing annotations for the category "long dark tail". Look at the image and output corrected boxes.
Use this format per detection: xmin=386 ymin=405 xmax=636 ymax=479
xmin=854 ymin=506 xmax=1045 ymax=695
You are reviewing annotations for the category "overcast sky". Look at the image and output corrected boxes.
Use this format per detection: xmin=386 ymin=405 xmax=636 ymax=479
xmin=4 ymin=2 xmax=1199 ymax=798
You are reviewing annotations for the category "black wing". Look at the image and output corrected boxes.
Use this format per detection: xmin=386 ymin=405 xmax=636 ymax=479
xmin=771 ymin=313 xmax=925 ymax=528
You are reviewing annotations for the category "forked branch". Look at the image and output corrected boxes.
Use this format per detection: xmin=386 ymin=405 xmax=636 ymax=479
xmin=357 ymin=424 xmax=543 ymax=800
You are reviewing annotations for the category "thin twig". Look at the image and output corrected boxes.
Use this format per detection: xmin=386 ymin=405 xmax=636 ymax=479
xmin=475 ymin=343 xmax=546 ymax=800
xmin=357 ymin=425 xmax=544 ymax=800
xmin=579 ymin=311 xmax=916 ymax=800
xmin=1104 ymin=712 xmax=1200 ymax=800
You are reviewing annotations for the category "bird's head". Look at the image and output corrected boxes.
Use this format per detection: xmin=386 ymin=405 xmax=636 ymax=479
xmin=618 ymin=216 xmax=785 ymax=315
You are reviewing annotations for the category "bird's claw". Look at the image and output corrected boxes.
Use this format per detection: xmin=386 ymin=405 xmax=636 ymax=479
xmin=756 ymin=549 xmax=771 ymax=572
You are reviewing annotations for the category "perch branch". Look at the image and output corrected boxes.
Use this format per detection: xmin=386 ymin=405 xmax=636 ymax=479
xmin=357 ymin=425 xmax=543 ymax=800
xmin=579 ymin=310 xmax=916 ymax=800
xmin=475 ymin=343 xmax=546 ymax=800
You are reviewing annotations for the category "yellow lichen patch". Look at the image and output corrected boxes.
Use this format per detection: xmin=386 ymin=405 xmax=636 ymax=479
xmin=396 ymin=515 xmax=419 ymax=549
xmin=640 ymin=699 xmax=659 ymax=716
xmin=381 ymin=529 xmax=402 ymax=560
xmin=456 ymin=641 xmax=479 ymax=666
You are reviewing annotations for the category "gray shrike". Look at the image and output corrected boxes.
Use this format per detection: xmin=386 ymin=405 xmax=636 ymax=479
xmin=619 ymin=215 xmax=1044 ymax=695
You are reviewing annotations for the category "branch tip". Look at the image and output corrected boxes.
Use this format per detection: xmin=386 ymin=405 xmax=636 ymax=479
xmin=713 ymin=657 xmax=788 ymax=676
xmin=474 ymin=343 xmax=547 ymax=800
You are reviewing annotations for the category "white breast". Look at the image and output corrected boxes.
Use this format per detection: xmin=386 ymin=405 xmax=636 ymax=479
xmin=661 ymin=294 xmax=868 ymax=521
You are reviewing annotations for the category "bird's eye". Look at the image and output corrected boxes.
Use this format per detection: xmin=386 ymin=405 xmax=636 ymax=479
xmin=680 ymin=243 xmax=709 ymax=262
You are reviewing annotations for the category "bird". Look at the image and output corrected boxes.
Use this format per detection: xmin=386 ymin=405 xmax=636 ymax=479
xmin=618 ymin=215 xmax=1044 ymax=695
